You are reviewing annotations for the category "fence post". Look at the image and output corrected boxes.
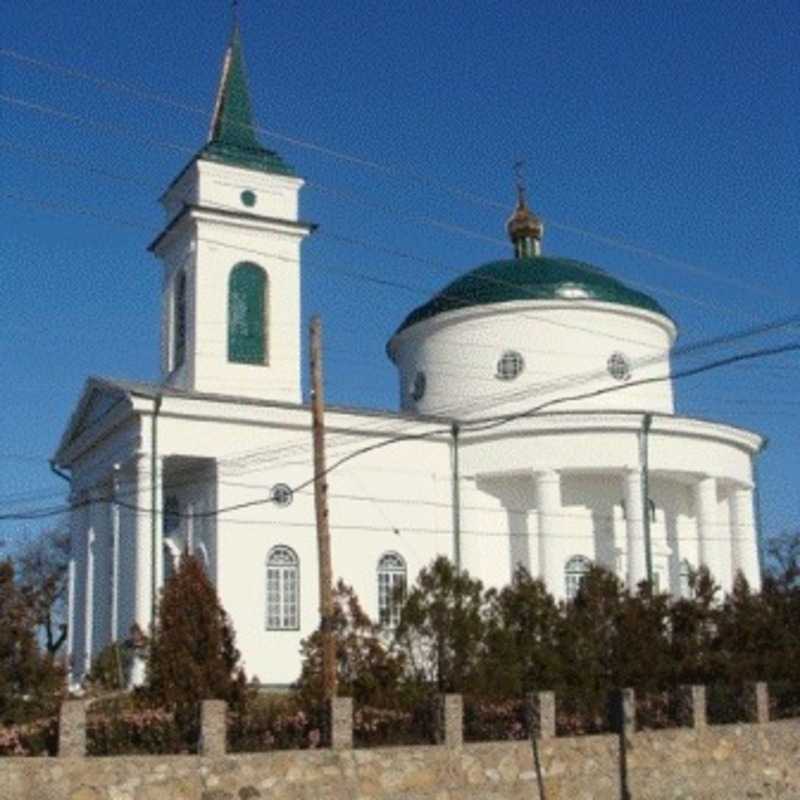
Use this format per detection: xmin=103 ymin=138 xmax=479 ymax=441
xmin=331 ymin=696 xmax=353 ymax=750
xmin=443 ymin=694 xmax=463 ymax=747
xmin=200 ymin=700 xmax=227 ymax=756
xmin=745 ymin=682 xmax=769 ymax=724
xmin=527 ymin=691 xmax=556 ymax=739
xmin=686 ymin=685 xmax=707 ymax=729
xmin=58 ymin=700 xmax=87 ymax=758
xmin=610 ymin=688 xmax=635 ymax=738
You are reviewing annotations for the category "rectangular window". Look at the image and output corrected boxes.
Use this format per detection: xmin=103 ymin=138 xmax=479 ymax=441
xmin=378 ymin=572 xmax=405 ymax=628
xmin=266 ymin=565 xmax=298 ymax=630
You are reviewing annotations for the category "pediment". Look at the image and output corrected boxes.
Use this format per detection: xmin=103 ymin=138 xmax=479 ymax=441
xmin=55 ymin=379 xmax=133 ymax=464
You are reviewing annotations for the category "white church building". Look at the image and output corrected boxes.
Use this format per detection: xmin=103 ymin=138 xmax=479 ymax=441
xmin=55 ymin=29 xmax=764 ymax=687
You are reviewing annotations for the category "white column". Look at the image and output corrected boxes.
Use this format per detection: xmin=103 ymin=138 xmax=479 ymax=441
xmin=535 ymin=470 xmax=560 ymax=591
xmin=525 ymin=477 xmax=539 ymax=580
xmin=624 ymin=469 xmax=647 ymax=588
xmin=65 ymin=491 xmax=81 ymax=688
xmin=83 ymin=492 xmax=97 ymax=675
xmin=693 ymin=476 xmax=718 ymax=581
xmin=154 ymin=457 xmax=164 ymax=596
xmin=730 ymin=487 xmax=761 ymax=591
xmin=110 ymin=465 xmax=122 ymax=642
xmin=130 ymin=455 xmax=154 ymax=687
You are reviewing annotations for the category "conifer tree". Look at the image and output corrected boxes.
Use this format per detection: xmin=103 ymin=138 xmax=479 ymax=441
xmin=483 ymin=567 xmax=562 ymax=696
xmin=394 ymin=557 xmax=486 ymax=693
xmin=145 ymin=553 xmax=245 ymax=710
xmin=296 ymin=581 xmax=405 ymax=706
xmin=668 ymin=565 xmax=720 ymax=685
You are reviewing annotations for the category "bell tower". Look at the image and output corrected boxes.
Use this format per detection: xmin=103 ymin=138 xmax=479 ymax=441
xmin=149 ymin=25 xmax=313 ymax=403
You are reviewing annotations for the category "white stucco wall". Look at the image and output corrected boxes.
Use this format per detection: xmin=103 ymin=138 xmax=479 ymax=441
xmin=56 ymin=135 xmax=763 ymax=688
xmin=60 ymin=391 xmax=763 ymax=687
xmin=155 ymin=160 xmax=310 ymax=404
xmin=390 ymin=301 xmax=677 ymax=419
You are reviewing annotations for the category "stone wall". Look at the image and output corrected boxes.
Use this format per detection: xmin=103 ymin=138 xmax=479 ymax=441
xmin=1 ymin=689 xmax=799 ymax=800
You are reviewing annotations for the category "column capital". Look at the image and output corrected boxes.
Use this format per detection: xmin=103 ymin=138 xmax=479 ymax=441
xmin=533 ymin=469 xmax=560 ymax=484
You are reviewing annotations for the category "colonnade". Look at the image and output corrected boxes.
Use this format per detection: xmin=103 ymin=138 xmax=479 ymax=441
xmin=66 ymin=454 xmax=164 ymax=687
xmin=467 ymin=468 xmax=762 ymax=598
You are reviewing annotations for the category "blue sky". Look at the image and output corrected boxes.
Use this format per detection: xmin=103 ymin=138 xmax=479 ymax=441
xmin=1 ymin=1 xmax=798 ymax=553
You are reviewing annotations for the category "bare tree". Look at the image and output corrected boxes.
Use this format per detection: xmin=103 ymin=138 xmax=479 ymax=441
xmin=16 ymin=526 xmax=70 ymax=655
xmin=764 ymin=530 xmax=800 ymax=589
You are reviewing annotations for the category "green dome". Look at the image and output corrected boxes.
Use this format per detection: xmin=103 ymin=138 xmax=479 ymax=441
xmin=393 ymin=256 xmax=671 ymax=336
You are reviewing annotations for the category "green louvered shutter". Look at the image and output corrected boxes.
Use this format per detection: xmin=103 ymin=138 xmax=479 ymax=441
xmin=228 ymin=262 xmax=267 ymax=364
xmin=173 ymin=272 xmax=187 ymax=368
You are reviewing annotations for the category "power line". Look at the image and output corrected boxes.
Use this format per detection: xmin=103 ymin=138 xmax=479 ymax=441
xmin=3 ymin=145 xmax=796 ymax=506
xmin=3 ymin=340 xmax=793 ymax=524
xmin=4 ymin=181 xmax=796 ymax=424
xmin=0 ymin=46 xmax=791 ymax=308
xmin=1 ymin=126 xmax=765 ymax=330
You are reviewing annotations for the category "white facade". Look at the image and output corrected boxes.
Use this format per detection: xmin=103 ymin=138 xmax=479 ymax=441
xmin=390 ymin=300 xmax=677 ymax=419
xmin=54 ymin=33 xmax=765 ymax=688
xmin=155 ymin=158 xmax=311 ymax=403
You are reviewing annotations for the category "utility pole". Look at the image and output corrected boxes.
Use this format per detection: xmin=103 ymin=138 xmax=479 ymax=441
xmin=309 ymin=315 xmax=336 ymax=701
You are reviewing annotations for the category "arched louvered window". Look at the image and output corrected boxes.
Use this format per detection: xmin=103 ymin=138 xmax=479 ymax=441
xmin=565 ymin=555 xmax=592 ymax=600
xmin=377 ymin=552 xmax=406 ymax=628
xmin=173 ymin=271 xmax=187 ymax=369
xmin=228 ymin=262 xmax=268 ymax=364
xmin=266 ymin=546 xmax=299 ymax=630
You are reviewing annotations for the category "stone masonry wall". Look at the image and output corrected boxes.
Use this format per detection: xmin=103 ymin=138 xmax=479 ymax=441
xmin=2 ymin=691 xmax=799 ymax=800
xmin=1 ymin=720 xmax=798 ymax=799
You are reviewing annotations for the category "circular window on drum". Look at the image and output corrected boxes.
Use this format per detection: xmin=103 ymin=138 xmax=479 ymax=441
xmin=607 ymin=351 xmax=632 ymax=382
xmin=496 ymin=350 xmax=525 ymax=381
xmin=410 ymin=371 xmax=426 ymax=402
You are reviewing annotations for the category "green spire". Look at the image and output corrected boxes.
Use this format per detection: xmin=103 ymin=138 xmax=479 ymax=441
xmin=201 ymin=26 xmax=294 ymax=176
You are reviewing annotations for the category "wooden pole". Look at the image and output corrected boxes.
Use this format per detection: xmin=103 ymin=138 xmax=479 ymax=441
xmin=310 ymin=315 xmax=336 ymax=701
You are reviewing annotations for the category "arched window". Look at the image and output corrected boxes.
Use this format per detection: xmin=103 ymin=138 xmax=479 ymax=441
xmin=266 ymin=546 xmax=299 ymax=630
xmin=679 ymin=559 xmax=693 ymax=599
xmin=173 ymin=271 xmax=187 ymax=369
xmin=377 ymin=552 xmax=406 ymax=628
xmin=228 ymin=262 xmax=268 ymax=364
xmin=565 ymin=555 xmax=592 ymax=600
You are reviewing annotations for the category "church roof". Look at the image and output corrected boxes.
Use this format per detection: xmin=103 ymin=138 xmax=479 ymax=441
xmin=200 ymin=26 xmax=295 ymax=176
xmin=393 ymin=255 xmax=672 ymax=337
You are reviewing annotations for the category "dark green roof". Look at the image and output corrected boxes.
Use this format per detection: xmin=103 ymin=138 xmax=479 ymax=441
xmin=200 ymin=28 xmax=295 ymax=176
xmin=393 ymin=256 xmax=671 ymax=336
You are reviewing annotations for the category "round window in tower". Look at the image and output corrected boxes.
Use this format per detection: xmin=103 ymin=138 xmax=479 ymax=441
xmin=607 ymin=351 xmax=632 ymax=382
xmin=240 ymin=190 xmax=257 ymax=208
xmin=496 ymin=350 xmax=525 ymax=381
xmin=410 ymin=371 xmax=427 ymax=402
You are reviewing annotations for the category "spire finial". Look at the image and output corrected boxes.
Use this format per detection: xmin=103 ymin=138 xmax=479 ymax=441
xmin=513 ymin=159 xmax=526 ymax=205
xmin=506 ymin=160 xmax=543 ymax=258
